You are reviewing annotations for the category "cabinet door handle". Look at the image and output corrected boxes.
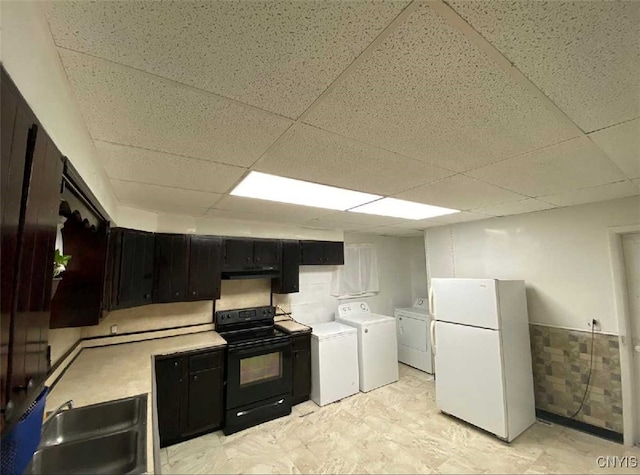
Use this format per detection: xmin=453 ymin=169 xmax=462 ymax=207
xmin=246 ymin=257 xmax=251 ymax=262
xmin=192 ymin=291 xmax=196 ymax=296
xmin=256 ymin=257 xmax=261 ymax=262
xmin=175 ymin=291 xmax=179 ymax=297
xmin=174 ymin=361 xmax=178 ymax=367
xmin=193 ymin=375 xmax=198 ymax=381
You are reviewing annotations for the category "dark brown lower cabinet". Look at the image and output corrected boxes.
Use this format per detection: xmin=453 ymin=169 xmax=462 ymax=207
xmin=155 ymin=348 xmax=224 ymax=447
xmin=291 ymin=332 xmax=311 ymax=405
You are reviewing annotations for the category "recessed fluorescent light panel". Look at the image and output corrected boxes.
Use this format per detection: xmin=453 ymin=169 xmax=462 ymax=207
xmin=348 ymin=197 xmax=459 ymax=220
xmin=230 ymin=171 xmax=381 ymax=211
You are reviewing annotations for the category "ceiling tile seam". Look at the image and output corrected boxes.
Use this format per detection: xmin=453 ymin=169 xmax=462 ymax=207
xmin=466 ymin=198 xmax=546 ymax=213
xmin=433 ymin=1 xmax=585 ymax=137
xmin=54 ymin=45 xmax=297 ymax=122
xmin=295 ymin=0 xmax=421 ymax=123
xmin=93 ymin=138 xmax=250 ymax=171
xmin=456 ymin=135 xmax=583 ymax=175
xmin=50 ymin=44 xmax=118 ymax=207
xmin=294 ymin=121 xmax=460 ymax=174
xmin=585 ymin=116 xmax=640 ymax=136
xmin=391 ymin=172 xmax=535 ymax=202
xmin=109 ymin=177 xmax=225 ymax=197
xmin=584 ymin=135 xmax=640 ymax=182
xmin=535 ymin=179 xmax=639 ymax=201
xmin=223 ymin=122 xmax=298 ymax=196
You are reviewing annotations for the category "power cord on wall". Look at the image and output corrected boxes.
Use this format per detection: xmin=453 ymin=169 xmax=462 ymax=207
xmin=568 ymin=320 xmax=596 ymax=420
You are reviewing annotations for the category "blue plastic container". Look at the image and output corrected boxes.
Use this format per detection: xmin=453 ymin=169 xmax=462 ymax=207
xmin=1 ymin=387 xmax=48 ymax=475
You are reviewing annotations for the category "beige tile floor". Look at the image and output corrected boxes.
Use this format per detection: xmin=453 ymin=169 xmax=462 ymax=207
xmin=161 ymin=364 xmax=640 ymax=474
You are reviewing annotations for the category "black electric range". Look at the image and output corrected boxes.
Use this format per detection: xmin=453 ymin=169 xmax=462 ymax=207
xmin=215 ymin=306 xmax=292 ymax=435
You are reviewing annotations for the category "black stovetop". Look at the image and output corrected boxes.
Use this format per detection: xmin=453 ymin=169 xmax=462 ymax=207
xmin=219 ymin=326 xmax=290 ymax=347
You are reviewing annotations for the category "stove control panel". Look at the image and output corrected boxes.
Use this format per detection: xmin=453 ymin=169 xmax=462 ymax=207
xmin=216 ymin=306 xmax=275 ymax=326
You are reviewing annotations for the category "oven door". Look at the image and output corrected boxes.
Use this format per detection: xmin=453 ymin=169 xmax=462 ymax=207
xmin=226 ymin=338 xmax=292 ymax=409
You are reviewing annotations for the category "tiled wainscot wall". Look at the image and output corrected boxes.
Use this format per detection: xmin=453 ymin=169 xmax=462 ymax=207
xmin=530 ymin=324 xmax=623 ymax=433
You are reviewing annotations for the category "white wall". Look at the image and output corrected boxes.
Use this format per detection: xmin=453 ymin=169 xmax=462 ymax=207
xmin=425 ymin=196 xmax=640 ymax=334
xmin=275 ymin=233 xmax=427 ymax=325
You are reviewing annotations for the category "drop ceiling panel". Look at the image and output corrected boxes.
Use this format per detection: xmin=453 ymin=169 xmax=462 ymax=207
xmin=467 ymin=137 xmax=628 ymax=197
xmin=205 ymin=208 xmax=315 ymax=225
xmin=588 ymin=119 xmax=640 ymax=179
xmin=254 ymin=124 xmax=454 ymax=195
xmin=540 ymin=181 xmax=640 ymax=207
xmin=395 ymin=175 xmax=526 ymax=210
xmin=95 ymin=141 xmax=245 ymax=193
xmin=46 ymin=1 xmax=409 ymax=118
xmin=448 ymin=1 xmax=640 ymax=132
xmin=59 ymin=49 xmax=292 ymax=167
xmin=212 ymin=195 xmax=331 ymax=222
xmin=301 ymin=220 xmax=376 ymax=232
xmin=313 ymin=211 xmax=406 ymax=227
xmin=396 ymin=211 xmax=492 ymax=228
xmin=472 ymin=199 xmax=555 ymax=217
xmin=110 ymin=180 xmax=222 ymax=216
xmin=303 ymin=4 xmax=579 ymax=172
xmin=360 ymin=227 xmax=425 ymax=237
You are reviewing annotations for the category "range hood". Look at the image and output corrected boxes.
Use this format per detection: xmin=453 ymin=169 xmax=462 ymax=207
xmin=220 ymin=265 xmax=280 ymax=280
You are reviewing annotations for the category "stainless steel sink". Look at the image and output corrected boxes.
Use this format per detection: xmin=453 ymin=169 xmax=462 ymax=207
xmin=29 ymin=429 xmax=142 ymax=475
xmin=26 ymin=394 xmax=147 ymax=475
xmin=40 ymin=396 xmax=142 ymax=447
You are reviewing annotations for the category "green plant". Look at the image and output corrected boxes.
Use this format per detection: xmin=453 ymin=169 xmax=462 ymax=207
xmin=53 ymin=249 xmax=72 ymax=278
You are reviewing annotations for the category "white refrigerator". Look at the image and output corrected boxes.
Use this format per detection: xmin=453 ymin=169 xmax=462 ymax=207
xmin=429 ymin=278 xmax=535 ymax=442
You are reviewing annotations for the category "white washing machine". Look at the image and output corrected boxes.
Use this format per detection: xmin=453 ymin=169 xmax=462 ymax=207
xmin=394 ymin=298 xmax=433 ymax=373
xmin=310 ymin=322 xmax=359 ymax=406
xmin=336 ymin=302 xmax=399 ymax=392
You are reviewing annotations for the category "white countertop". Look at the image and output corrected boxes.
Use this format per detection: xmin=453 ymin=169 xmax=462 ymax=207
xmin=46 ymin=331 xmax=226 ymax=474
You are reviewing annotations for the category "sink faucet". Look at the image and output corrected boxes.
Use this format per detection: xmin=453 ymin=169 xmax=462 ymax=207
xmin=44 ymin=400 xmax=74 ymax=423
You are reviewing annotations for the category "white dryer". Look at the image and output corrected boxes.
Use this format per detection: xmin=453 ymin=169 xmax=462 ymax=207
xmin=336 ymin=302 xmax=399 ymax=392
xmin=310 ymin=322 xmax=359 ymax=406
xmin=394 ymin=298 xmax=433 ymax=373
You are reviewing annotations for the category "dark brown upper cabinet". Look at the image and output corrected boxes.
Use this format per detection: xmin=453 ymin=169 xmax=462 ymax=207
xmin=51 ymin=160 xmax=111 ymax=329
xmin=1 ymin=67 xmax=64 ymax=431
xmin=253 ymin=239 xmax=280 ymax=265
xmin=299 ymin=240 xmax=344 ymax=265
xmin=154 ymin=234 xmax=189 ymax=303
xmin=223 ymin=238 xmax=253 ymax=267
xmin=272 ymin=240 xmax=300 ymax=294
xmin=223 ymin=238 xmax=281 ymax=267
xmin=108 ymin=228 xmax=155 ymax=310
xmin=188 ymin=235 xmax=222 ymax=301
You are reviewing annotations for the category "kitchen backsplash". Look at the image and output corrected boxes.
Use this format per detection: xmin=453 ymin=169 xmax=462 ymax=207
xmin=48 ymin=279 xmax=272 ymax=365
xmin=530 ymin=324 xmax=623 ymax=434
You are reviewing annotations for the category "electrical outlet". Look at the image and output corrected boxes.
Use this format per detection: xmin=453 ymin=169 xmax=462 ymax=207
xmin=587 ymin=319 xmax=601 ymax=331
xmin=110 ymin=324 xmax=118 ymax=335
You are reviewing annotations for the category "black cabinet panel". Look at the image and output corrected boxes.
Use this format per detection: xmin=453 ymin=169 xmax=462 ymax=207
xmin=188 ymin=236 xmax=221 ymax=301
xmin=156 ymin=357 xmax=183 ymax=447
xmin=223 ymin=238 xmax=253 ymax=267
xmin=254 ymin=240 xmax=280 ymax=265
xmin=186 ymin=368 xmax=223 ymax=435
xmin=155 ymin=348 xmax=224 ymax=447
xmin=272 ymin=240 xmax=299 ymax=294
xmin=291 ymin=332 xmax=311 ymax=405
xmin=300 ymin=241 xmax=344 ymax=266
xmin=323 ymin=241 xmax=344 ymax=265
xmin=154 ymin=234 xmax=188 ymax=303
xmin=299 ymin=241 xmax=324 ymax=265
xmin=116 ymin=230 xmax=155 ymax=309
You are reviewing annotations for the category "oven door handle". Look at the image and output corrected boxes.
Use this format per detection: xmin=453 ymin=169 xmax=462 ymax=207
xmin=228 ymin=340 xmax=290 ymax=357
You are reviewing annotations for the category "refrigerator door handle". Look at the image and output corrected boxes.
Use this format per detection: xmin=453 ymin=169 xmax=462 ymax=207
xmin=430 ymin=319 xmax=437 ymax=355
xmin=428 ymin=285 xmax=434 ymax=315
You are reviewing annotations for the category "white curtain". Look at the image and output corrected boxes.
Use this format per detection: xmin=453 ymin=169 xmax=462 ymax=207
xmin=331 ymin=243 xmax=379 ymax=299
